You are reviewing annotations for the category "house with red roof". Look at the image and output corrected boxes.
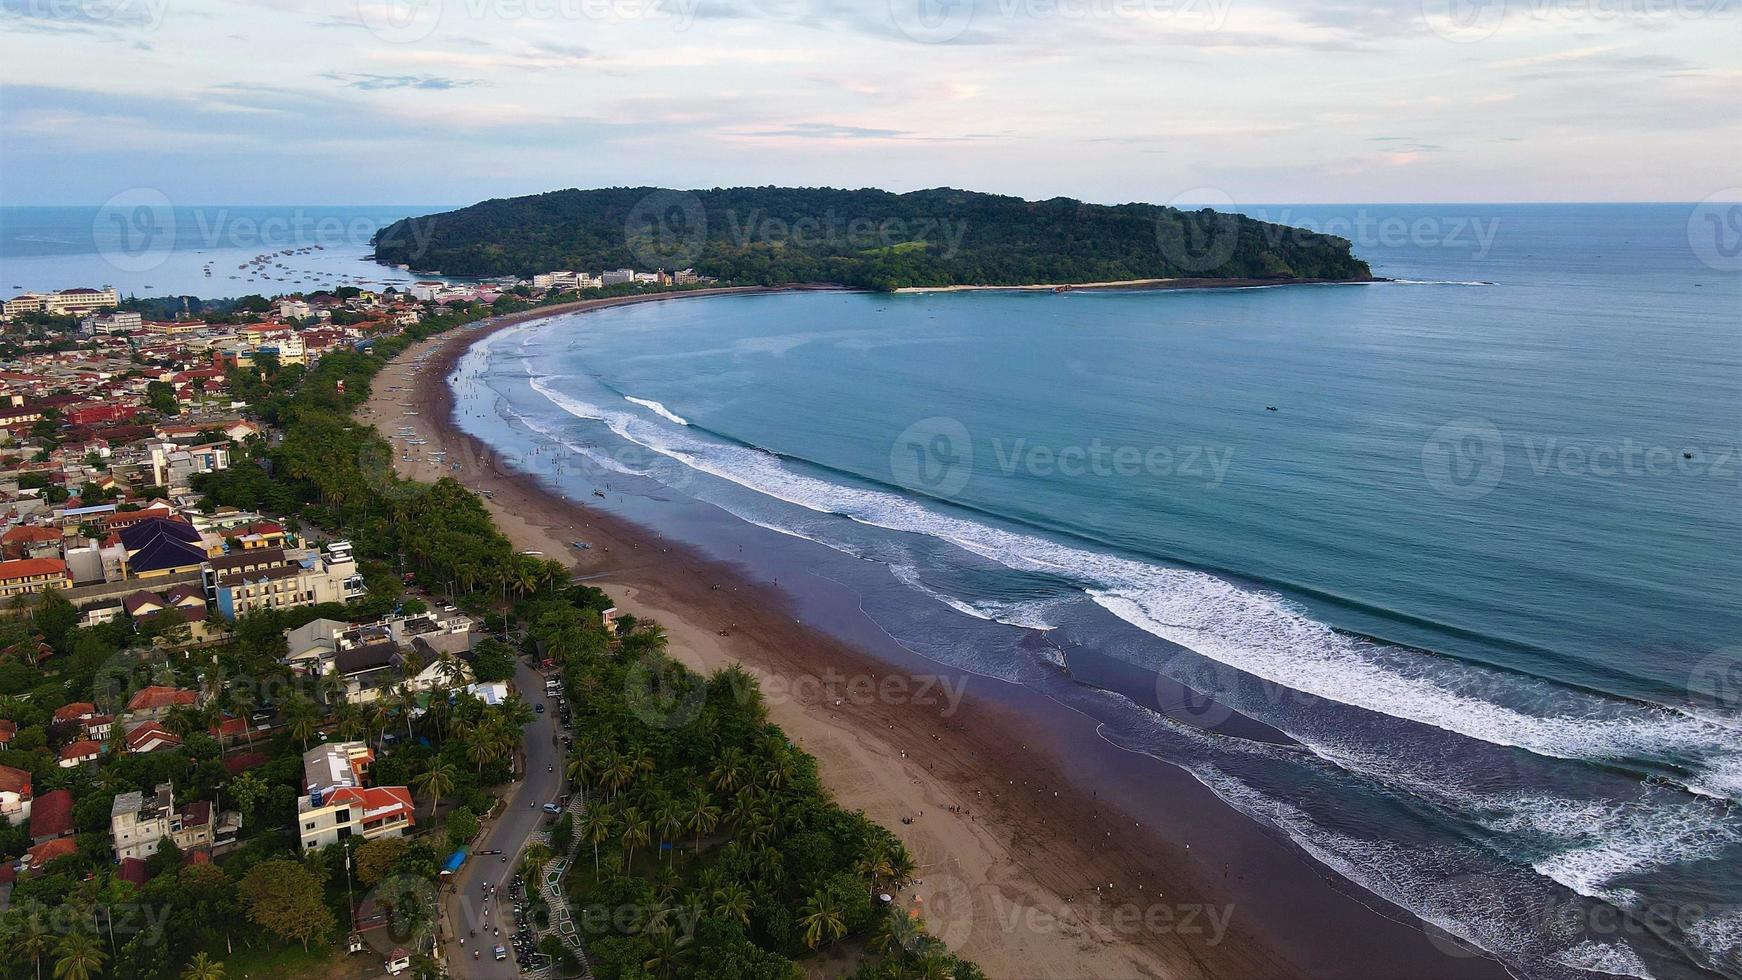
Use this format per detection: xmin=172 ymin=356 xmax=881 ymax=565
xmin=0 ymin=764 xmax=32 ymax=824
xmin=0 ymin=719 xmax=14 ymax=750
xmin=124 ymin=685 xmax=199 ymax=720
xmin=0 ymin=557 xmax=70 ymax=598
xmin=52 ymin=701 xmax=96 ymax=725
xmin=28 ymin=789 xmax=73 ymax=844
xmin=58 ymin=740 xmax=101 ymax=768
xmin=1 ymin=525 xmax=64 ymax=561
xmin=23 ymin=836 xmax=77 ymax=871
xmin=123 ymin=721 xmax=182 ymax=754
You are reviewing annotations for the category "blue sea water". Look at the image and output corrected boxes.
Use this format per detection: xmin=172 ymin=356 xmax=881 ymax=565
xmin=453 ymin=204 xmax=1739 ymax=979
xmin=0 ymin=205 xmax=452 ymax=299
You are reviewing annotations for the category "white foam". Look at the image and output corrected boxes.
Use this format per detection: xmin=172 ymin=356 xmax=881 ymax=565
xmin=1552 ymin=942 xmax=1654 ymax=979
xmin=525 ymin=373 xmax=1742 ymax=802
xmin=625 ymin=395 xmax=690 ymax=426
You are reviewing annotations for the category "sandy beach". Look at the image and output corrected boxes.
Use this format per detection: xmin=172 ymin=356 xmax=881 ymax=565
xmin=357 ymin=291 xmax=1509 ymax=980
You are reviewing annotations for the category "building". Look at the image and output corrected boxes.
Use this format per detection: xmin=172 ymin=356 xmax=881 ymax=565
xmin=58 ymin=740 xmax=101 ymax=768
xmin=297 ymin=741 xmax=413 ymax=851
xmin=110 ymin=782 xmax=216 ymax=861
xmin=28 ymin=789 xmax=73 ymax=845
xmin=123 ymin=721 xmax=183 ymax=754
xmin=120 ymin=517 xmax=211 ymax=578
xmin=205 ymin=545 xmax=363 ymax=619
xmin=80 ymin=310 xmax=143 ymax=335
xmin=0 ymin=765 xmax=33 ymax=824
xmin=125 ymin=685 xmax=199 ymax=719
xmin=41 ymin=287 xmax=120 ymax=315
xmin=149 ymin=441 xmax=230 ymax=490
xmin=601 ymin=268 xmax=635 ymax=285
xmin=0 ymin=557 xmax=71 ymax=598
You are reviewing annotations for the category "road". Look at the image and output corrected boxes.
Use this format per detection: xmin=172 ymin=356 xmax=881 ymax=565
xmin=443 ymin=655 xmax=564 ymax=979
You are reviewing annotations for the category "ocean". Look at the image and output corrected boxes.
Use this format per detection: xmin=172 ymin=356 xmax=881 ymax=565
xmin=446 ymin=204 xmax=1742 ymax=980
xmin=0 ymin=205 xmax=452 ymax=299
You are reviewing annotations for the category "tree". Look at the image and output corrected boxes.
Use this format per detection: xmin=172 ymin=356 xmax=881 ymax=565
xmin=181 ymin=952 xmax=225 ymax=980
xmin=619 ymin=807 xmax=650 ymax=871
xmin=800 ymin=890 xmax=846 ymax=950
xmin=10 ymin=910 xmax=50 ymax=980
xmin=32 ymin=588 xmax=77 ymax=653
xmin=355 ymin=837 xmax=409 ymax=885
xmin=685 ymin=788 xmax=720 ymax=853
xmin=146 ymin=380 xmax=179 ymax=416
xmin=282 ymin=694 xmax=320 ymax=750
xmin=51 ymin=932 xmax=105 ymax=980
xmin=415 ymin=760 xmax=456 ymax=819
xmin=237 ymin=860 xmax=334 ymax=950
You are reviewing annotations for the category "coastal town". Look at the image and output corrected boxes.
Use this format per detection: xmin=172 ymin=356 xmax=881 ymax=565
xmin=0 ymin=265 xmax=987 ymax=980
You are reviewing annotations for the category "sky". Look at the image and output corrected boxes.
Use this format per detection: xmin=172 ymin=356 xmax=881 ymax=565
xmin=1 ymin=0 xmax=1738 ymax=207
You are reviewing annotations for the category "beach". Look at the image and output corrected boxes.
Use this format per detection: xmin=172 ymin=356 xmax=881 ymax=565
xmin=357 ymin=290 xmax=1513 ymax=980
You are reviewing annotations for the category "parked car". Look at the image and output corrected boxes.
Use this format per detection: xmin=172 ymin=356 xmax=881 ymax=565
xmin=542 ymin=803 xmax=563 ymax=814
xmin=535 ymin=704 xmax=544 ymax=713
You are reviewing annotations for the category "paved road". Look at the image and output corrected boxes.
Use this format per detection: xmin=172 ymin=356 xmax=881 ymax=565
xmin=445 ymin=656 xmax=563 ymax=979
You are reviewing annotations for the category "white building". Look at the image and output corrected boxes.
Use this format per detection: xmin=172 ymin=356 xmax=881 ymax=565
xmin=81 ymin=310 xmax=143 ymax=334
xmin=601 ymin=268 xmax=635 ymax=285
xmin=297 ymin=742 xmax=414 ymax=851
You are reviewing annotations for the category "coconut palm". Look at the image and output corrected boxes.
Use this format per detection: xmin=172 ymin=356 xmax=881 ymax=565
xmin=709 ymin=747 xmax=747 ymax=795
xmin=181 ymin=952 xmax=226 ymax=980
xmin=870 ymin=906 xmax=925 ymax=962
xmin=641 ymin=923 xmax=693 ymax=980
xmin=652 ymin=797 xmax=683 ymax=862
xmin=51 ymin=933 xmax=105 ymax=980
xmin=711 ymin=881 xmax=753 ymax=927
xmin=282 ymin=695 xmax=320 ymax=751
xmin=799 ymin=890 xmax=847 ymax=950
xmin=619 ymin=806 xmax=650 ymax=870
xmin=415 ymin=760 xmax=456 ymax=821
xmin=578 ymin=808 xmax=613 ymax=874
xmin=10 ymin=910 xmax=49 ymax=980
xmin=684 ymin=789 xmax=720 ymax=853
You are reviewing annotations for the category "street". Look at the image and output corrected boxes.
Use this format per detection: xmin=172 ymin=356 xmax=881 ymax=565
xmin=442 ymin=655 xmax=564 ymax=979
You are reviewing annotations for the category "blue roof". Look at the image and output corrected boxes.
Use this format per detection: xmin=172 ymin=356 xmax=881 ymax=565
xmin=441 ymin=848 xmax=468 ymax=873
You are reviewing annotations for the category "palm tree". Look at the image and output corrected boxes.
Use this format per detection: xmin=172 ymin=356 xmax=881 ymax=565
xmin=870 ymin=906 xmax=924 ymax=963
xmin=181 ymin=952 xmax=226 ymax=980
xmin=369 ymin=700 xmax=394 ymax=751
xmin=652 ymin=797 xmax=683 ymax=863
xmin=51 ymin=933 xmax=105 ymax=980
xmin=684 ymin=789 xmax=720 ymax=853
xmin=856 ymin=842 xmax=896 ymax=892
xmin=415 ymin=761 xmax=456 ymax=821
xmin=578 ymin=808 xmax=613 ymax=874
xmin=799 ymin=890 xmax=847 ymax=950
xmin=11 ymin=911 xmax=49 ymax=980
xmin=710 ymin=747 xmax=746 ymax=795
xmin=619 ymin=806 xmax=650 ymax=870
xmin=282 ymin=695 xmax=319 ymax=751
xmin=393 ymin=684 xmax=418 ymax=740
xmin=641 ymin=923 xmax=693 ymax=980
xmin=711 ymin=881 xmax=753 ymax=927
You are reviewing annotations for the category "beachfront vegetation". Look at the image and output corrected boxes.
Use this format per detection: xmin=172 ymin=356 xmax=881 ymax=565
xmin=530 ymin=591 xmax=983 ymax=980
xmin=372 ymin=185 xmax=1373 ymax=291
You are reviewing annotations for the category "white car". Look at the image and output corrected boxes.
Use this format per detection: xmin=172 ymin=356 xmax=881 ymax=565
xmin=542 ymin=803 xmax=563 ymax=814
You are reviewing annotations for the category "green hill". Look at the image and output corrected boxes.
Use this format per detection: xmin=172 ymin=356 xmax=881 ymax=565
xmin=373 ymin=186 xmax=1372 ymax=291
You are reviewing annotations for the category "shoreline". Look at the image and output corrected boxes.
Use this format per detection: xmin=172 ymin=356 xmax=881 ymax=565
xmin=892 ymin=275 xmax=1383 ymax=293
xmin=357 ymin=290 xmax=1510 ymax=980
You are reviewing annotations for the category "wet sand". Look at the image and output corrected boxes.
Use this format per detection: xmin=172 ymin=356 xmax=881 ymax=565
xmin=357 ymin=289 xmax=1509 ymax=980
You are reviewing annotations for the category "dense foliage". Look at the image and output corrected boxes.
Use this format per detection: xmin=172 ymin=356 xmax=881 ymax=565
xmin=374 ymin=185 xmax=1373 ymax=290
xmin=532 ymin=597 xmax=982 ymax=980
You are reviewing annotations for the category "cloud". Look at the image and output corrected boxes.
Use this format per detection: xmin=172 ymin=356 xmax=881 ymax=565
xmin=321 ymin=71 xmax=480 ymax=90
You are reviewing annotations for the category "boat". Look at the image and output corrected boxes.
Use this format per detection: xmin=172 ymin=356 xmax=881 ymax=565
xmin=1265 ymin=405 xmax=1278 ymax=412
